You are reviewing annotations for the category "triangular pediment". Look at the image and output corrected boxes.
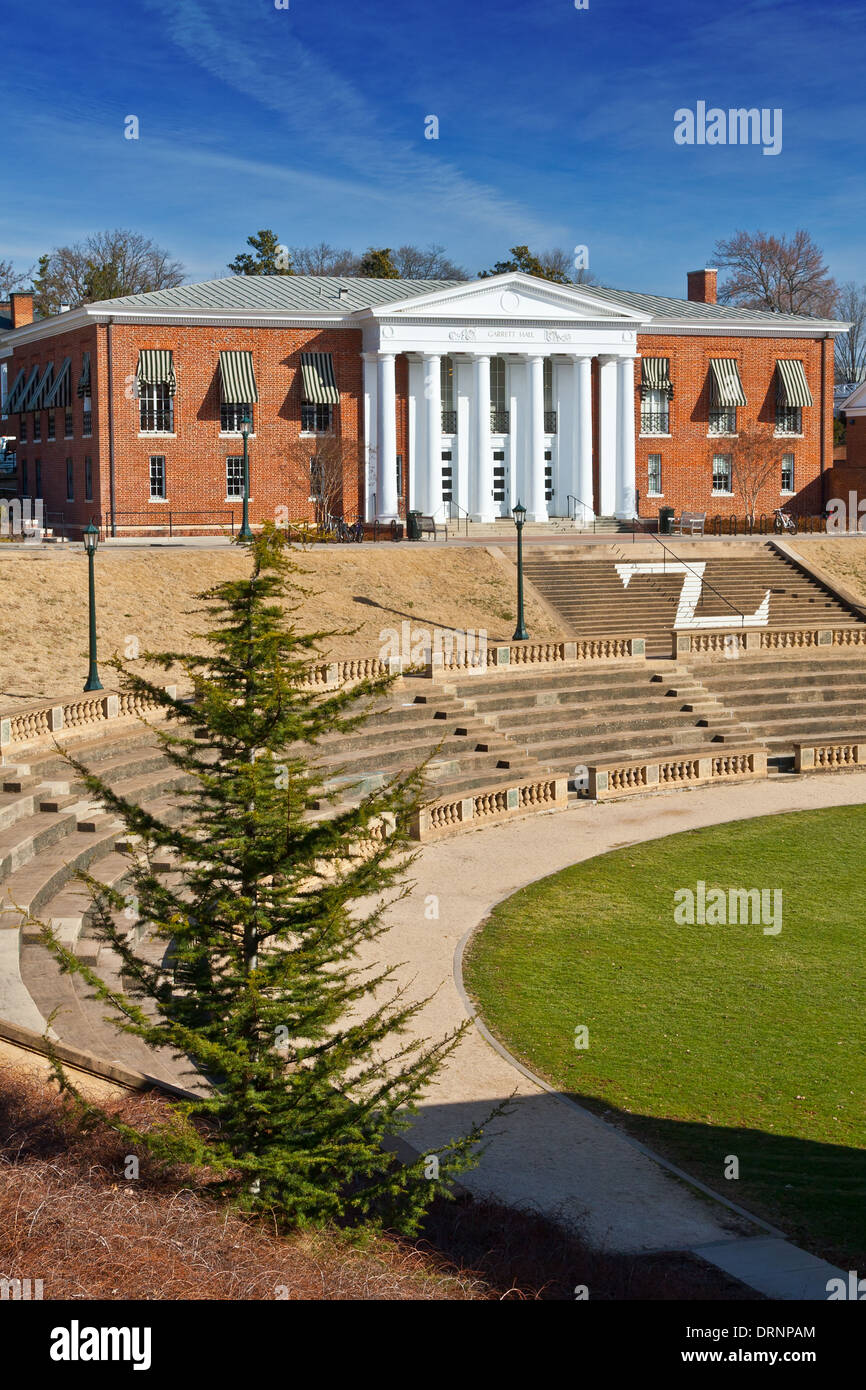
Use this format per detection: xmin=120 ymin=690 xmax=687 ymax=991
xmin=362 ymin=273 xmax=649 ymax=323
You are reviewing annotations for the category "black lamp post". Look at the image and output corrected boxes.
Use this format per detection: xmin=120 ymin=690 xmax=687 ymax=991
xmin=512 ymin=500 xmax=529 ymax=642
xmin=238 ymin=406 xmax=254 ymax=541
xmin=82 ymin=520 xmax=103 ymax=692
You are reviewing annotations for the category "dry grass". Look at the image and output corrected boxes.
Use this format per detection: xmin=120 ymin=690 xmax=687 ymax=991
xmin=0 ymin=1068 xmax=757 ymax=1300
xmin=792 ymin=536 xmax=866 ymax=606
xmin=0 ymin=545 xmax=561 ymax=713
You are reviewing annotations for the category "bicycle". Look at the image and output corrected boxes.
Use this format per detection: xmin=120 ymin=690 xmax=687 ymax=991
xmin=773 ymin=507 xmax=798 ymax=535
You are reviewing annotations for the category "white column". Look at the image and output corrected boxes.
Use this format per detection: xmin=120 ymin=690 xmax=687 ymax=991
xmin=376 ymin=351 xmax=399 ymax=520
xmin=472 ymin=354 xmax=492 ymax=521
xmin=571 ymin=354 xmax=594 ymax=524
xmin=526 ymin=353 xmax=546 ymax=521
xmin=423 ymin=353 xmax=442 ymax=518
xmin=407 ymin=357 xmax=424 ymax=512
xmin=598 ymin=354 xmax=619 ymax=517
xmin=455 ymin=356 xmax=472 ymax=519
xmin=362 ymin=352 xmax=378 ymax=522
xmin=616 ymin=355 xmax=637 ymax=519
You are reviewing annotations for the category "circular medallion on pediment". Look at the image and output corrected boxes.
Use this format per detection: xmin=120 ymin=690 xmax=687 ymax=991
xmin=500 ymin=291 xmax=521 ymax=313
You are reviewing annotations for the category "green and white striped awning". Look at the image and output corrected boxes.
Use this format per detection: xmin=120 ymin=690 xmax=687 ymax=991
xmin=4 ymin=368 xmax=26 ymax=413
xmin=45 ymin=357 xmax=72 ymax=408
xmin=77 ymin=352 xmax=91 ymax=398
xmin=709 ymin=358 xmax=747 ymax=408
xmin=136 ymin=349 xmax=176 ymax=396
xmin=640 ymin=356 xmax=673 ymax=398
xmin=218 ymin=350 xmax=258 ymax=404
xmin=27 ymin=363 xmax=54 ymax=412
xmin=300 ymin=351 xmax=339 ymax=405
xmin=776 ymin=359 xmax=813 ymax=408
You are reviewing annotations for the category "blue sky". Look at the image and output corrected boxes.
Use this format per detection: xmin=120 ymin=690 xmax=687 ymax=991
xmin=4 ymin=0 xmax=863 ymax=296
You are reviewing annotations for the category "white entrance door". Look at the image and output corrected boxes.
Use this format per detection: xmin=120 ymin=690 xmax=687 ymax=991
xmin=492 ymin=448 xmax=510 ymax=517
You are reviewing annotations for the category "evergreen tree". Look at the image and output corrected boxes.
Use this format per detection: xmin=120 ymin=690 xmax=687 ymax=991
xmin=228 ymin=230 xmax=293 ymax=277
xmin=358 ymin=247 xmax=400 ymax=278
xmin=39 ymin=529 xmax=485 ymax=1231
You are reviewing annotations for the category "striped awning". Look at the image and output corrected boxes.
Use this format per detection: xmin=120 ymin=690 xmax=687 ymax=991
xmin=777 ymin=359 xmax=813 ymax=408
xmin=136 ymin=349 xmax=176 ymax=396
xmin=4 ymin=368 xmax=26 ymax=413
xmin=640 ymin=356 xmax=673 ymax=398
xmin=300 ymin=351 xmax=339 ymax=405
xmin=218 ymin=350 xmax=258 ymax=404
xmin=27 ymin=363 xmax=54 ymax=412
xmin=45 ymin=357 xmax=72 ymax=408
xmin=709 ymin=358 xmax=747 ymax=408
xmin=77 ymin=352 xmax=91 ymax=398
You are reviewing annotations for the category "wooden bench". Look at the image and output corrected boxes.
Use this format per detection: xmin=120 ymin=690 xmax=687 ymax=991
xmin=419 ymin=514 xmax=448 ymax=541
xmin=671 ymin=510 xmax=706 ymax=536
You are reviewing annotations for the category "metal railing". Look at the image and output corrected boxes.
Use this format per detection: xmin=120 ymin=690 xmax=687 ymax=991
xmin=103 ymin=510 xmax=237 ymax=537
xmin=709 ymin=408 xmax=737 ymax=435
xmin=640 ymin=410 xmax=670 ymax=434
xmin=490 ymin=409 xmax=510 ymax=433
xmin=630 ymin=510 xmax=745 ymax=622
xmin=446 ymin=499 xmax=470 ymax=536
xmin=441 ymin=410 xmax=458 ymax=434
xmin=544 ymin=410 xmax=558 ymax=434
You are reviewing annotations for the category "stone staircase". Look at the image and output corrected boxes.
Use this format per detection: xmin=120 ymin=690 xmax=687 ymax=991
xmin=691 ymin=649 xmax=866 ymax=765
xmin=523 ymin=542 xmax=863 ymax=658
xmin=441 ymin=662 xmax=752 ymax=783
xmin=456 ymin=516 xmax=634 ymax=539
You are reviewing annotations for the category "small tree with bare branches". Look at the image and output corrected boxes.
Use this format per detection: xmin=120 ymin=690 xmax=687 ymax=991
xmin=283 ymin=433 xmax=364 ymax=528
xmin=710 ymin=425 xmax=780 ymax=525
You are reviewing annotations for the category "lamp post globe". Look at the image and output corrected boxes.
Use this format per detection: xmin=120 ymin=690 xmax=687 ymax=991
xmin=82 ymin=520 xmax=104 ymax=692
xmin=512 ymin=501 xmax=529 ymax=643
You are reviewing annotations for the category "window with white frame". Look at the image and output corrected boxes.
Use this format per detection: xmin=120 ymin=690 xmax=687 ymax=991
xmin=47 ymin=410 xmax=56 ymax=441
xmin=85 ymin=456 xmax=93 ymax=501
xmin=19 ymin=415 xmax=27 ymax=444
xmin=226 ymin=456 xmax=245 ymax=499
xmin=648 ymin=454 xmax=662 ymax=495
xmin=301 ymin=401 xmax=333 ymax=433
xmin=781 ymin=453 xmax=795 ymax=493
xmin=66 ymin=458 xmax=74 ymax=501
xmin=35 ymin=459 xmax=42 ymax=498
xmin=82 ymin=397 xmax=92 ymax=438
xmin=149 ymin=455 xmax=166 ymax=499
xmin=32 ymin=413 xmax=41 ymax=442
xmin=641 ymin=389 xmax=670 ymax=435
xmin=221 ymin=403 xmax=253 ymax=434
xmin=712 ymin=453 xmax=733 ymax=494
xmin=64 ymin=408 xmax=73 ymax=438
xmin=440 ymin=356 xmax=456 ymax=433
xmin=140 ymin=383 xmax=174 ymax=433
xmin=490 ymin=357 xmax=509 ymax=433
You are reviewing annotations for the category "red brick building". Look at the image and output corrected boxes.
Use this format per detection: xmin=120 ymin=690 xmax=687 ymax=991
xmin=0 ymin=270 xmax=846 ymax=535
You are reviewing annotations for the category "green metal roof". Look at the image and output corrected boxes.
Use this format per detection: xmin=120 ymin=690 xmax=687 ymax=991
xmin=587 ymin=284 xmax=844 ymax=331
xmin=87 ymin=276 xmax=464 ymax=314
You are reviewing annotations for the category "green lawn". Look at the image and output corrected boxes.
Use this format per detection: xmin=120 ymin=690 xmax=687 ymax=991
xmin=463 ymin=807 xmax=866 ymax=1265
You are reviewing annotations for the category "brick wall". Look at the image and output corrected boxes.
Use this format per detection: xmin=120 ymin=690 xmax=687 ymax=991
xmin=100 ymin=322 xmax=363 ymax=530
xmin=10 ymin=324 xmax=100 ymax=530
xmin=5 ymin=316 xmax=837 ymax=532
xmin=634 ymin=332 xmax=832 ymax=519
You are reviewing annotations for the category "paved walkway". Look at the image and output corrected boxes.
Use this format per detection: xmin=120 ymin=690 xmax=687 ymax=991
xmin=357 ymin=770 xmax=866 ymax=1296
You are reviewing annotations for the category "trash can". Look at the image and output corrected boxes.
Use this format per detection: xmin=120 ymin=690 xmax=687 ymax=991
xmin=658 ymin=506 xmax=675 ymax=536
xmin=406 ymin=510 xmax=422 ymax=541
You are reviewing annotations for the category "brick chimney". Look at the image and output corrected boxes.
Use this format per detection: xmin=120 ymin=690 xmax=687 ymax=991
xmin=10 ymin=292 xmax=34 ymax=328
xmin=687 ymin=269 xmax=717 ymax=305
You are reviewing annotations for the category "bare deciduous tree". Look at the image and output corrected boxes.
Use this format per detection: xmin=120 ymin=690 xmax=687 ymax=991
xmin=288 ymin=242 xmax=360 ymax=276
xmin=33 ymin=230 xmax=185 ymax=315
xmin=283 ymin=434 xmax=364 ymax=527
xmin=391 ymin=244 xmax=466 ymax=279
xmin=713 ymin=229 xmax=838 ymax=318
xmin=711 ymin=425 xmax=780 ymax=524
xmin=0 ymin=259 xmax=33 ymax=298
xmin=834 ymin=282 xmax=866 ymax=384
